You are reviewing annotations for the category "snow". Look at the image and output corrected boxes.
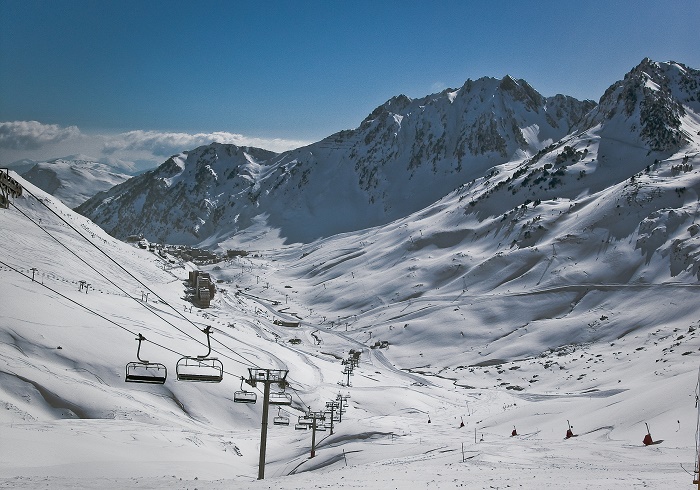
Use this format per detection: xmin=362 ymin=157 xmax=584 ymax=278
xmin=3 ymin=59 xmax=700 ymax=489
xmin=1 ymin=168 xmax=700 ymax=489
xmin=21 ymin=158 xmax=131 ymax=208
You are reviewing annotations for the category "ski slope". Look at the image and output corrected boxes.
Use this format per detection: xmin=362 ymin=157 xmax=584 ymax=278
xmin=1 ymin=172 xmax=699 ymax=489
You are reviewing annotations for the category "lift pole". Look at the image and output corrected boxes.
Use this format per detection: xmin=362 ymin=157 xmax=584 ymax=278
xmin=259 ymin=377 xmax=271 ymax=480
xmin=336 ymin=394 xmax=350 ymax=423
xmin=342 ymin=365 xmax=353 ymax=387
xmin=325 ymin=401 xmax=338 ymax=435
xmin=311 ymin=414 xmax=318 ymax=458
xmin=297 ymin=409 xmax=326 ymax=458
xmin=246 ymin=368 xmax=288 ymax=481
xmin=0 ymin=169 xmax=22 ymax=209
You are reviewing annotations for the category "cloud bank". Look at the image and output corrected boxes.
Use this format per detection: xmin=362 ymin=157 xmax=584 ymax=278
xmin=102 ymin=130 xmax=309 ymax=156
xmin=0 ymin=121 xmax=312 ymax=172
xmin=0 ymin=121 xmax=81 ymax=150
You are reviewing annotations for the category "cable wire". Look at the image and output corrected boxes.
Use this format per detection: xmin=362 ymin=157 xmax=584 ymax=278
xmin=12 ymin=191 xmax=260 ymax=369
xmin=9 ymin=186 xmax=314 ymax=408
xmin=0 ymin=258 xmax=182 ymax=358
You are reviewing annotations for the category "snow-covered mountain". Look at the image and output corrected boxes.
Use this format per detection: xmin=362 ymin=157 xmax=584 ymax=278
xmin=2 ymin=155 xmax=700 ymax=488
xmin=76 ymin=74 xmax=595 ymax=245
xmin=22 ymin=157 xmax=131 ymax=208
xmin=4 ymin=158 xmax=37 ymax=175
xmin=4 ymin=59 xmax=700 ymax=487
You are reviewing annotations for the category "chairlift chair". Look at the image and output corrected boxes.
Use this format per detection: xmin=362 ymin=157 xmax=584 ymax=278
xmin=273 ymin=407 xmax=290 ymax=426
xmin=294 ymin=423 xmax=308 ymax=430
xmin=125 ymin=334 xmax=167 ymax=384
xmin=233 ymin=377 xmax=257 ymax=404
xmin=269 ymin=391 xmax=292 ymax=406
xmin=176 ymin=326 xmax=223 ymax=382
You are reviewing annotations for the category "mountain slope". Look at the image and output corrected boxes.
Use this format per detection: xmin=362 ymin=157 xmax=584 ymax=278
xmin=2 ymin=162 xmax=699 ymax=488
xmin=77 ymin=76 xmax=595 ymax=245
xmin=22 ymin=158 xmax=131 ymax=208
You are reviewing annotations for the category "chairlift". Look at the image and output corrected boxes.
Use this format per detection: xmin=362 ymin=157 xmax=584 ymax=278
xmin=125 ymin=334 xmax=167 ymax=384
xmin=269 ymin=391 xmax=292 ymax=406
xmin=273 ymin=407 xmax=290 ymax=426
xmin=234 ymin=377 xmax=257 ymax=404
xmin=315 ymin=424 xmax=326 ymax=432
xmin=176 ymin=326 xmax=223 ymax=382
xmin=294 ymin=423 xmax=308 ymax=430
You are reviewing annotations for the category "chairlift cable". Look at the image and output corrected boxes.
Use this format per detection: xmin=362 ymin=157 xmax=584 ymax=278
xmin=16 ymin=187 xmax=257 ymax=364
xmin=9 ymin=188 xmax=307 ymax=395
xmin=0 ymin=258 xmax=251 ymax=383
xmin=0 ymin=258 xmax=181 ymax=358
xmin=10 ymin=194 xmax=257 ymax=369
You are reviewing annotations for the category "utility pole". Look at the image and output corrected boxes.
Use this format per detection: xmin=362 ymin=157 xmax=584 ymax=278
xmin=325 ymin=401 xmax=339 ymax=435
xmin=336 ymin=394 xmax=350 ymax=423
xmin=342 ymin=365 xmax=353 ymax=387
xmin=243 ymin=368 xmax=288 ymax=480
xmin=306 ymin=409 xmax=326 ymax=458
xmin=0 ymin=169 xmax=22 ymax=209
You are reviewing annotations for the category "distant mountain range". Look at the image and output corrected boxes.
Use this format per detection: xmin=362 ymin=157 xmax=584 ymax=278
xmin=76 ymin=59 xmax=699 ymax=254
xmin=20 ymin=158 xmax=131 ymax=209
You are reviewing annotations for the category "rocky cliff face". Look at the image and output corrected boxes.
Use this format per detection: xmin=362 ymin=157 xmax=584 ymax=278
xmin=76 ymin=59 xmax=700 ymax=249
xmin=78 ymin=73 xmax=596 ymax=245
xmin=580 ymin=58 xmax=700 ymax=152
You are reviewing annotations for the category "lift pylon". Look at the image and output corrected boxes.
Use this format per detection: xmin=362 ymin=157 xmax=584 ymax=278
xmin=0 ymin=169 xmax=22 ymax=209
xmin=302 ymin=409 xmax=326 ymax=458
xmin=325 ymin=400 xmax=339 ymax=434
xmin=242 ymin=368 xmax=289 ymax=480
xmin=336 ymin=393 xmax=350 ymax=423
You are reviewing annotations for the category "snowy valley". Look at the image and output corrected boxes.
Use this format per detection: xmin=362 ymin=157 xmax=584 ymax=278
xmin=2 ymin=58 xmax=700 ymax=489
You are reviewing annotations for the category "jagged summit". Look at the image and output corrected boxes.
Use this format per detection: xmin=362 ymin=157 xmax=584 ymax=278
xmin=77 ymin=143 xmax=277 ymax=243
xmin=77 ymin=59 xmax=698 ymax=248
xmin=580 ymin=58 xmax=700 ymax=152
xmin=78 ymin=72 xmax=594 ymax=245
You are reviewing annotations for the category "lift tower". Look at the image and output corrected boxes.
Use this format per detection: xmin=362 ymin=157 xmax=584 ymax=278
xmin=244 ymin=368 xmax=289 ymax=480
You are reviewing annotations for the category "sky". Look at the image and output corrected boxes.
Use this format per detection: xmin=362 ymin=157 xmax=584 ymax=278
xmin=1 ymin=0 xmax=698 ymax=171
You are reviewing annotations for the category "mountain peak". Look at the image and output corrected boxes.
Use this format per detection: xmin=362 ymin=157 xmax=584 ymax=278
xmin=582 ymin=58 xmax=700 ymax=152
xmin=362 ymin=94 xmax=413 ymax=125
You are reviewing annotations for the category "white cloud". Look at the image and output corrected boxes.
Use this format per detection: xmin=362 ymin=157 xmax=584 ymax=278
xmin=0 ymin=121 xmax=81 ymax=150
xmin=0 ymin=122 xmax=313 ymax=173
xmin=102 ymin=130 xmax=310 ymax=156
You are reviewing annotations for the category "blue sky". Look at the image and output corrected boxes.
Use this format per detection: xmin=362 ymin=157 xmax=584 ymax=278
xmin=1 ymin=0 xmax=698 ymax=169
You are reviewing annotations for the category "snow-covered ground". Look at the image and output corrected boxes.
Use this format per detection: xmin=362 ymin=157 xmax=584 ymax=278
xmin=1 ymin=171 xmax=699 ymax=489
